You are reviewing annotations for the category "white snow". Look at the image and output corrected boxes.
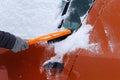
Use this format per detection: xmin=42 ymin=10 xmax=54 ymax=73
xmin=0 ymin=0 xmax=61 ymax=39
xmin=53 ymin=22 xmax=93 ymax=57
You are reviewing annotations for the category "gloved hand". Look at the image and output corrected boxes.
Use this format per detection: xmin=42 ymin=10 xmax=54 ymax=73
xmin=11 ymin=37 xmax=29 ymax=53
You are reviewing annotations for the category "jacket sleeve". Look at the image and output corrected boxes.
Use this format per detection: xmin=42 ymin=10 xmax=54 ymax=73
xmin=0 ymin=31 xmax=16 ymax=49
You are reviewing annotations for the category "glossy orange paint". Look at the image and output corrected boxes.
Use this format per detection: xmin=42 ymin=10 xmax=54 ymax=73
xmin=0 ymin=0 xmax=120 ymax=80
xmin=0 ymin=43 xmax=55 ymax=80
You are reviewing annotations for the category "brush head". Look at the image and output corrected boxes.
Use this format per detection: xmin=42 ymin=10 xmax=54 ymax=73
xmin=43 ymin=59 xmax=64 ymax=75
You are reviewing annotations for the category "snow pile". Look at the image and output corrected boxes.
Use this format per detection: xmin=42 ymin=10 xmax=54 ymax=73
xmin=53 ymin=22 xmax=93 ymax=57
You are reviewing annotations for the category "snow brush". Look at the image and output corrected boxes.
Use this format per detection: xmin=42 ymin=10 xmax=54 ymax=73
xmin=27 ymin=29 xmax=71 ymax=45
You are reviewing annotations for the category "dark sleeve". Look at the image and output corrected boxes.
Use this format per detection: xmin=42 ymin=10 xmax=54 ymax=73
xmin=0 ymin=31 xmax=16 ymax=49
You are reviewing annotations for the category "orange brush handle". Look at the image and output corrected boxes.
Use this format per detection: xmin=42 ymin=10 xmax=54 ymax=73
xmin=27 ymin=29 xmax=71 ymax=45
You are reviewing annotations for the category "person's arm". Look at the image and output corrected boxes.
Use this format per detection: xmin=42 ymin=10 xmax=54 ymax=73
xmin=0 ymin=31 xmax=28 ymax=53
xmin=0 ymin=31 xmax=16 ymax=49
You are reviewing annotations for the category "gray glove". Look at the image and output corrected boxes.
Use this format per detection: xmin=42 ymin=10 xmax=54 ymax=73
xmin=11 ymin=37 xmax=29 ymax=53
